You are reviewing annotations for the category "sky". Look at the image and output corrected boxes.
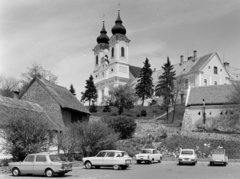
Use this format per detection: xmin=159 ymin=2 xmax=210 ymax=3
xmin=0 ymin=0 xmax=240 ymax=99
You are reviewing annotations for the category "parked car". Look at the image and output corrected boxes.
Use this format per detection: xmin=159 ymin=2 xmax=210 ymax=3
xmin=82 ymin=150 xmax=132 ymax=170
xmin=209 ymin=148 xmax=228 ymax=166
xmin=178 ymin=149 xmax=197 ymax=165
xmin=135 ymin=149 xmax=162 ymax=164
xmin=8 ymin=152 xmax=72 ymax=177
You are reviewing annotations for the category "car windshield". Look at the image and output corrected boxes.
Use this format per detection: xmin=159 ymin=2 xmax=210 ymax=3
xmin=181 ymin=151 xmax=193 ymax=155
xmin=49 ymin=155 xmax=62 ymax=162
xmin=141 ymin=150 xmax=152 ymax=154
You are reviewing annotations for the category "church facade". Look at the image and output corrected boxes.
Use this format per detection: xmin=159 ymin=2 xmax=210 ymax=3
xmin=93 ymin=10 xmax=140 ymax=105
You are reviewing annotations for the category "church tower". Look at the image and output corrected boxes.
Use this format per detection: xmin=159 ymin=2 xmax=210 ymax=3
xmin=93 ymin=10 xmax=131 ymax=105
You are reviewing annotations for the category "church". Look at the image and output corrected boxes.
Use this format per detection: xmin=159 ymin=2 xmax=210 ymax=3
xmin=92 ymin=10 xmax=240 ymax=106
xmin=92 ymin=9 xmax=141 ymax=105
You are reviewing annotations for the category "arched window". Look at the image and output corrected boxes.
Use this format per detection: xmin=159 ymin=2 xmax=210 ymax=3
xmin=111 ymin=48 xmax=114 ymax=58
xmin=121 ymin=47 xmax=125 ymax=57
xmin=96 ymin=55 xmax=98 ymax=65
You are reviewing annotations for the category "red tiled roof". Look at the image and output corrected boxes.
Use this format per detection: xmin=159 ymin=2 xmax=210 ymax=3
xmin=187 ymin=84 xmax=235 ymax=106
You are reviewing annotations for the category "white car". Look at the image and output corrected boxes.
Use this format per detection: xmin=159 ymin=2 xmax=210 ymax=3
xmin=82 ymin=150 xmax=132 ymax=170
xmin=178 ymin=149 xmax=197 ymax=165
xmin=135 ymin=149 xmax=162 ymax=164
xmin=8 ymin=152 xmax=72 ymax=177
xmin=209 ymin=148 xmax=228 ymax=166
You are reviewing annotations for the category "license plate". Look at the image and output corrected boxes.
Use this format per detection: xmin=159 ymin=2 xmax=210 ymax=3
xmin=184 ymin=158 xmax=189 ymax=161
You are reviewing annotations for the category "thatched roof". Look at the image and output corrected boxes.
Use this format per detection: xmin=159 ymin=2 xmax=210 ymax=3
xmin=0 ymin=95 xmax=60 ymax=131
xmin=20 ymin=77 xmax=90 ymax=115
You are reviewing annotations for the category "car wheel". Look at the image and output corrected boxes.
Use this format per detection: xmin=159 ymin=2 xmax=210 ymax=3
xmin=45 ymin=169 xmax=54 ymax=177
xmin=12 ymin=168 xmax=21 ymax=176
xmin=158 ymin=157 xmax=162 ymax=163
xmin=85 ymin=161 xmax=92 ymax=169
xmin=121 ymin=165 xmax=128 ymax=170
xmin=58 ymin=173 xmax=65 ymax=176
xmin=113 ymin=165 xmax=119 ymax=170
xmin=137 ymin=160 xmax=141 ymax=164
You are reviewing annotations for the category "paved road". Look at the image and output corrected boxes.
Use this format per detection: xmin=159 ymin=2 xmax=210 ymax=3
xmin=1 ymin=161 xmax=240 ymax=179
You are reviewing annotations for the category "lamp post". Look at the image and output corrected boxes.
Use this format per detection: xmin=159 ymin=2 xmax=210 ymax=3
xmin=203 ymin=99 xmax=206 ymax=132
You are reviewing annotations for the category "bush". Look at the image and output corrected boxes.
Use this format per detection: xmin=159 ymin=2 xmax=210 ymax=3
xmin=103 ymin=105 xmax=111 ymax=112
xmin=90 ymin=105 xmax=97 ymax=113
xmin=77 ymin=121 xmax=119 ymax=157
xmin=102 ymin=115 xmax=137 ymax=140
xmin=0 ymin=158 xmax=12 ymax=166
xmin=141 ymin=109 xmax=147 ymax=117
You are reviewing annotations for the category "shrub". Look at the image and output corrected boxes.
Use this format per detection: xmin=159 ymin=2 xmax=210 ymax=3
xmin=122 ymin=112 xmax=135 ymax=118
xmin=103 ymin=105 xmax=111 ymax=112
xmin=90 ymin=105 xmax=97 ymax=113
xmin=0 ymin=158 xmax=12 ymax=166
xmin=137 ymin=114 xmax=140 ymax=117
xmin=102 ymin=115 xmax=137 ymax=140
xmin=141 ymin=109 xmax=147 ymax=117
xmin=77 ymin=121 xmax=119 ymax=157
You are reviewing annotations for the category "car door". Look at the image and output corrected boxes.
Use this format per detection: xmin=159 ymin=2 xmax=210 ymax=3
xmin=92 ymin=152 xmax=106 ymax=165
xmin=34 ymin=155 xmax=47 ymax=174
xmin=103 ymin=152 xmax=115 ymax=165
xmin=20 ymin=155 xmax=35 ymax=174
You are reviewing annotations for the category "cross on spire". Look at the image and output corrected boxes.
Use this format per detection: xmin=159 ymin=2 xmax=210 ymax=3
xmin=118 ymin=2 xmax=120 ymax=11
xmin=103 ymin=14 xmax=105 ymax=22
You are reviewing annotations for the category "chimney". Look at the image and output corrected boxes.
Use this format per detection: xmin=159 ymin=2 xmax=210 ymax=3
xmin=193 ymin=50 xmax=197 ymax=60
xmin=13 ymin=91 xmax=19 ymax=99
xmin=180 ymin=55 xmax=184 ymax=65
xmin=188 ymin=56 xmax=193 ymax=61
xmin=224 ymin=62 xmax=229 ymax=67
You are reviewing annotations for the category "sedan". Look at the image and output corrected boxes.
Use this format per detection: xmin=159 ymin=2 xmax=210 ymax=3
xmin=82 ymin=150 xmax=132 ymax=170
xmin=178 ymin=149 xmax=197 ymax=165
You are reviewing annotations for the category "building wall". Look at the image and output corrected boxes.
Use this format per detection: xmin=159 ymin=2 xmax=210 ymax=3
xmin=201 ymin=55 xmax=230 ymax=85
xmin=21 ymin=80 xmax=64 ymax=129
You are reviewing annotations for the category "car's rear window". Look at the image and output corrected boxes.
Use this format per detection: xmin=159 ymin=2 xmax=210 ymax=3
xmin=49 ymin=155 xmax=62 ymax=162
xmin=181 ymin=151 xmax=193 ymax=155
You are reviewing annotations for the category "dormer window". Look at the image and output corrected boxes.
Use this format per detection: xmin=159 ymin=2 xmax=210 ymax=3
xmin=111 ymin=48 xmax=114 ymax=58
xmin=121 ymin=47 xmax=125 ymax=57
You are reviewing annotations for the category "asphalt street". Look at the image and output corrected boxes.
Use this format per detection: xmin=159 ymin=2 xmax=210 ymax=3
xmin=1 ymin=161 xmax=240 ymax=179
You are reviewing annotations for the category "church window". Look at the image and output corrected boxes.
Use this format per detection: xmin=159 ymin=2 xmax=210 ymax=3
xmin=209 ymin=66 xmax=210 ymax=69
xmin=204 ymin=79 xmax=207 ymax=86
xmin=214 ymin=81 xmax=217 ymax=85
xmin=185 ymin=79 xmax=188 ymax=88
xmin=121 ymin=47 xmax=125 ymax=57
xmin=102 ymin=72 xmax=104 ymax=77
xmin=96 ymin=55 xmax=98 ymax=65
xmin=214 ymin=66 xmax=218 ymax=74
xmin=112 ymin=48 xmax=114 ymax=58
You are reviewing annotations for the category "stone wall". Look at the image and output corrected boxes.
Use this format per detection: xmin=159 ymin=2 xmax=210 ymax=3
xmin=181 ymin=108 xmax=193 ymax=132
xmin=181 ymin=131 xmax=240 ymax=142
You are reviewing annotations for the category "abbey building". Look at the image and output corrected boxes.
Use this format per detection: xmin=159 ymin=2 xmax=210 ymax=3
xmin=93 ymin=10 xmax=141 ymax=105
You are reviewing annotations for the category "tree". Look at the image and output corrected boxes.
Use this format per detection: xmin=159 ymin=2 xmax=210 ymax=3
xmin=155 ymin=57 xmax=176 ymax=122
xmin=77 ymin=121 xmax=118 ymax=157
xmin=0 ymin=117 xmax=50 ymax=161
xmin=21 ymin=62 xmax=58 ymax=91
xmin=58 ymin=123 xmax=80 ymax=159
xmin=109 ymin=85 xmax=138 ymax=115
xmin=69 ymin=84 xmax=76 ymax=96
xmin=81 ymin=75 xmax=98 ymax=106
xmin=0 ymin=76 xmax=20 ymax=98
xmin=171 ymin=74 xmax=185 ymax=123
xmin=102 ymin=115 xmax=137 ymax=139
xmin=135 ymin=58 xmax=154 ymax=106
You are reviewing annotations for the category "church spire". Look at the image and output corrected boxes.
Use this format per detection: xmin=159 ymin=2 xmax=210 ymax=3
xmin=97 ymin=15 xmax=109 ymax=44
xmin=111 ymin=7 xmax=126 ymax=35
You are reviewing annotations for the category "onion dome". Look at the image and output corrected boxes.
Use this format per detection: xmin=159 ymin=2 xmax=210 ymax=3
xmin=97 ymin=21 xmax=110 ymax=44
xmin=111 ymin=10 xmax=126 ymax=35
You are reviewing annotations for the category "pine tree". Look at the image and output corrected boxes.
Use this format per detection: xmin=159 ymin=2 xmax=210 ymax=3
xmin=155 ymin=57 xmax=176 ymax=122
xmin=69 ymin=84 xmax=76 ymax=96
xmin=81 ymin=75 xmax=98 ymax=106
xmin=135 ymin=58 xmax=154 ymax=106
